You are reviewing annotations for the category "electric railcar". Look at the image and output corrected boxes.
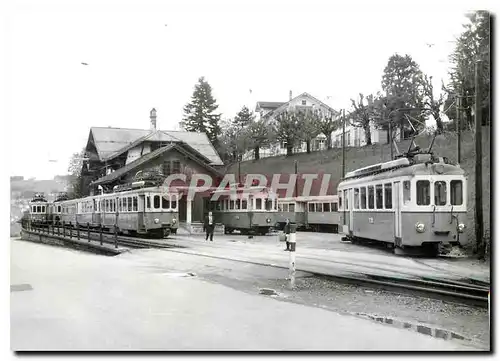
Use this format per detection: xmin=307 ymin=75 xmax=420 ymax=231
xmin=209 ymin=186 xmax=278 ymax=235
xmin=337 ymin=152 xmax=467 ymax=256
xmin=54 ymin=182 xmax=179 ymax=238
xmin=27 ymin=193 xmax=49 ymax=226
xmin=276 ymin=196 xmax=340 ymax=232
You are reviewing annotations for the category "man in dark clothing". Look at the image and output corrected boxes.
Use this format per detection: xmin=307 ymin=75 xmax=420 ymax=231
xmin=284 ymin=218 xmax=291 ymax=251
xmin=204 ymin=211 xmax=215 ymax=241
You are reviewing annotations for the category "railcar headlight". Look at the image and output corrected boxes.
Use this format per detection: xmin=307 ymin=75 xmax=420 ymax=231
xmin=458 ymin=223 xmax=465 ymax=233
xmin=266 ymin=218 xmax=271 ymax=223
xmin=172 ymin=218 xmax=177 ymax=224
xmin=415 ymin=222 xmax=425 ymax=233
xmin=154 ymin=218 xmax=159 ymax=224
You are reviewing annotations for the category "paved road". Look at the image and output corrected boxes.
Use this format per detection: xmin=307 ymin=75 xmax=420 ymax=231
xmin=10 ymin=239 xmax=481 ymax=351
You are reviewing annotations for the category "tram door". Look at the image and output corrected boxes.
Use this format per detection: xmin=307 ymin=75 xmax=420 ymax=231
xmin=348 ymin=188 xmax=354 ymax=235
xmin=393 ymin=182 xmax=402 ymax=242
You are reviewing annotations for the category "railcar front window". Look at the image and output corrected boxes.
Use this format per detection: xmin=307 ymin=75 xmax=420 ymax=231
xmin=316 ymin=203 xmax=323 ymax=212
xmin=162 ymin=196 xmax=170 ymax=209
xmin=434 ymin=181 xmax=447 ymax=206
xmin=360 ymin=187 xmax=367 ymax=209
xmin=42 ymin=206 xmax=46 ymax=213
xmin=133 ymin=197 xmax=138 ymax=211
xmin=416 ymin=181 xmax=430 ymax=205
xmin=353 ymin=188 xmax=360 ymax=209
xmin=289 ymin=203 xmax=295 ymax=212
xmin=58 ymin=206 xmax=61 ymax=213
xmin=376 ymin=184 xmax=383 ymax=209
xmin=256 ymin=198 xmax=262 ymax=210
xmin=236 ymin=199 xmax=241 ymax=210
xmin=451 ymin=180 xmax=463 ymax=205
xmin=171 ymin=195 xmax=177 ymax=210
xmin=153 ymin=195 xmax=160 ymax=209
xmin=368 ymin=186 xmax=374 ymax=209
xmin=230 ymin=200 xmax=235 ymax=210
xmin=37 ymin=206 xmax=41 ymax=213
xmin=384 ymin=183 xmax=392 ymax=209
xmin=309 ymin=203 xmax=315 ymax=212
xmin=324 ymin=203 xmax=330 ymax=212
xmin=242 ymin=200 xmax=248 ymax=210
xmin=265 ymin=199 xmax=273 ymax=211
xmin=403 ymin=181 xmax=411 ymax=204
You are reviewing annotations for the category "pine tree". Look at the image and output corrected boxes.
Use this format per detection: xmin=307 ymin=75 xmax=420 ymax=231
xmin=233 ymin=106 xmax=255 ymax=129
xmin=182 ymin=77 xmax=222 ymax=146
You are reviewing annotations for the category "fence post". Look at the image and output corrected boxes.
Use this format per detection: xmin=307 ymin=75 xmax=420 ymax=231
xmin=288 ymin=224 xmax=297 ymax=289
xmin=57 ymin=223 xmax=60 ymax=236
xmin=77 ymin=222 xmax=80 ymax=240
xmin=69 ymin=222 xmax=72 ymax=239
xmin=100 ymin=224 xmax=103 ymax=245
xmin=87 ymin=222 xmax=90 ymax=242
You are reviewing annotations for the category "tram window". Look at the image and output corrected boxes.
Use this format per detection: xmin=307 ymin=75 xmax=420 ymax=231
xmin=230 ymin=200 xmax=235 ymax=210
xmin=265 ymin=199 xmax=273 ymax=211
xmin=171 ymin=196 xmax=177 ymax=209
xmin=58 ymin=206 xmax=61 ymax=213
xmin=241 ymin=200 xmax=247 ymax=210
xmin=344 ymin=190 xmax=348 ymax=211
xmin=146 ymin=197 xmax=150 ymax=210
xmin=316 ymin=203 xmax=323 ymax=212
xmin=42 ymin=206 xmax=46 ymax=213
xmin=403 ymin=181 xmax=411 ymax=204
xmin=133 ymin=197 xmax=138 ymax=211
xmin=384 ymin=183 xmax=392 ymax=209
xmin=434 ymin=181 xmax=447 ymax=206
xmin=162 ymin=196 xmax=170 ymax=209
xmin=235 ymin=199 xmax=241 ymax=210
xmin=416 ymin=181 xmax=430 ymax=205
xmin=353 ymin=188 xmax=360 ymax=209
xmin=37 ymin=205 xmax=41 ymax=213
xmin=368 ymin=186 xmax=374 ymax=209
xmin=278 ymin=203 xmax=283 ymax=211
xmin=324 ymin=203 xmax=330 ymax=212
xmin=376 ymin=184 xmax=383 ymax=209
xmin=360 ymin=187 xmax=367 ymax=209
xmin=332 ymin=202 xmax=338 ymax=212
xmin=289 ymin=203 xmax=295 ymax=212
xmin=309 ymin=203 xmax=315 ymax=212
xmin=153 ymin=195 xmax=160 ymax=209
xmin=256 ymin=198 xmax=262 ymax=210
xmin=451 ymin=180 xmax=463 ymax=205
xmin=127 ymin=197 xmax=132 ymax=211
xmin=339 ymin=194 xmax=342 ymax=209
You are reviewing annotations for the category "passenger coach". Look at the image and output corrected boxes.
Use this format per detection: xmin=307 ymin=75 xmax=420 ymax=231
xmin=337 ymin=152 xmax=467 ymax=256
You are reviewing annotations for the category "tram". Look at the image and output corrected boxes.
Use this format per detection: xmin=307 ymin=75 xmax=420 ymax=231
xmin=209 ymin=185 xmax=278 ymax=235
xmin=337 ymin=150 xmax=467 ymax=256
xmin=28 ymin=193 xmax=49 ymax=226
xmin=276 ymin=195 xmax=339 ymax=232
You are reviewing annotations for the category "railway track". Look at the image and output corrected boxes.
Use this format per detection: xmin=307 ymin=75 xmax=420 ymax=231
xmin=26 ymin=225 xmax=489 ymax=308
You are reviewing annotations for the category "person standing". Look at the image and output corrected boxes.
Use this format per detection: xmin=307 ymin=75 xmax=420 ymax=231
xmin=204 ymin=211 xmax=215 ymax=241
xmin=284 ymin=218 xmax=291 ymax=251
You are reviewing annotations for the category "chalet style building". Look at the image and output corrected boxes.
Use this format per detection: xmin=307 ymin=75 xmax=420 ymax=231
xmin=81 ymin=109 xmax=224 ymax=229
xmin=246 ymin=92 xmax=340 ymax=160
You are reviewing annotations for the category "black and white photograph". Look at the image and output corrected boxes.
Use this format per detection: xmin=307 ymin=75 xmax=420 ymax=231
xmin=5 ymin=0 xmax=493 ymax=353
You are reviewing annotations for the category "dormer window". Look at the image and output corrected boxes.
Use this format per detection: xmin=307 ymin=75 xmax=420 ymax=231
xmin=301 ymin=100 xmax=307 ymax=105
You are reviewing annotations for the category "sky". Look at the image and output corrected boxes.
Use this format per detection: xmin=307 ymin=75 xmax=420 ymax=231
xmin=3 ymin=0 xmax=497 ymax=180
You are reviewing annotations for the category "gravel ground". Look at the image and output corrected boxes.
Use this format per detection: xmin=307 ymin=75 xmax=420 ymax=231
xmin=124 ymin=249 xmax=490 ymax=350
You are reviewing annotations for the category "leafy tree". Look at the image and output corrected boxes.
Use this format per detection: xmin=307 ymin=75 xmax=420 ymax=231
xmin=67 ymin=148 xmax=86 ymax=199
xmin=297 ymin=109 xmax=321 ymax=153
xmin=233 ymin=106 xmax=255 ymax=129
xmin=420 ymin=75 xmax=445 ymax=133
xmin=274 ymin=111 xmax=303 ymax=156
xmin=182 ymin=77 xmax=222 ymax=146
xmin=317 ymin=110 xmax=340 ymax=149
xmin=350 ymin=93 xmax=378 ymax=145
xmin=245 ymin=119 xmax=274 ymax=160
xmin=447 ymin=10 xmax=491 ymax=127
xmin=382 ymin=54 xmax=425 ymax=140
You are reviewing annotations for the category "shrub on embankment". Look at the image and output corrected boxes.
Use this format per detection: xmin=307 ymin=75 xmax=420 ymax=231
xmin=226 ymin=129 xmax=491 ymax=255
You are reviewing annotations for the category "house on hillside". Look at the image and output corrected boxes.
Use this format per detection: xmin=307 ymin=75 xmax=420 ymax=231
xmin=245 ymin=92 xmax=340 ymax=160
xmin=331 ymin=122 xmax=392 ymax=148
xmin=81 ymin=109 xmax=225 ymax=228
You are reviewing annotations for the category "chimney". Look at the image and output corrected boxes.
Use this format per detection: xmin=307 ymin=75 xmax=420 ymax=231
xmin=150 ymin=108 xmax=157 ymax=130
xmin=289 ymin=90 xmax=292 ymax=101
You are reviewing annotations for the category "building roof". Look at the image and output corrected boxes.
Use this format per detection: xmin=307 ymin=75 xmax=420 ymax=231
xmin=88 ymin=127 xmax=223 ymax=165
xmin=266 ymin=92 xmax=339 ymax=119
xmin=255 ymin=101 xmax=286 ymax=112
xmin=90 ymin=143 xmax=223 ymax=186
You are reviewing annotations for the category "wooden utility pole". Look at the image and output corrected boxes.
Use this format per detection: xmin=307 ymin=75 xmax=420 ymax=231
xmin=474 ymin=60 xmax=484 ymax=258
xmin=294 ymin=160 xmax=298 ymax=198
xmin=456 ymin=94 xmax=461 ymax=164
xmin=388 ymin=114 xmax=393 ymax=160
xmin=342 ymin=109 xmax=346 ymax=177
